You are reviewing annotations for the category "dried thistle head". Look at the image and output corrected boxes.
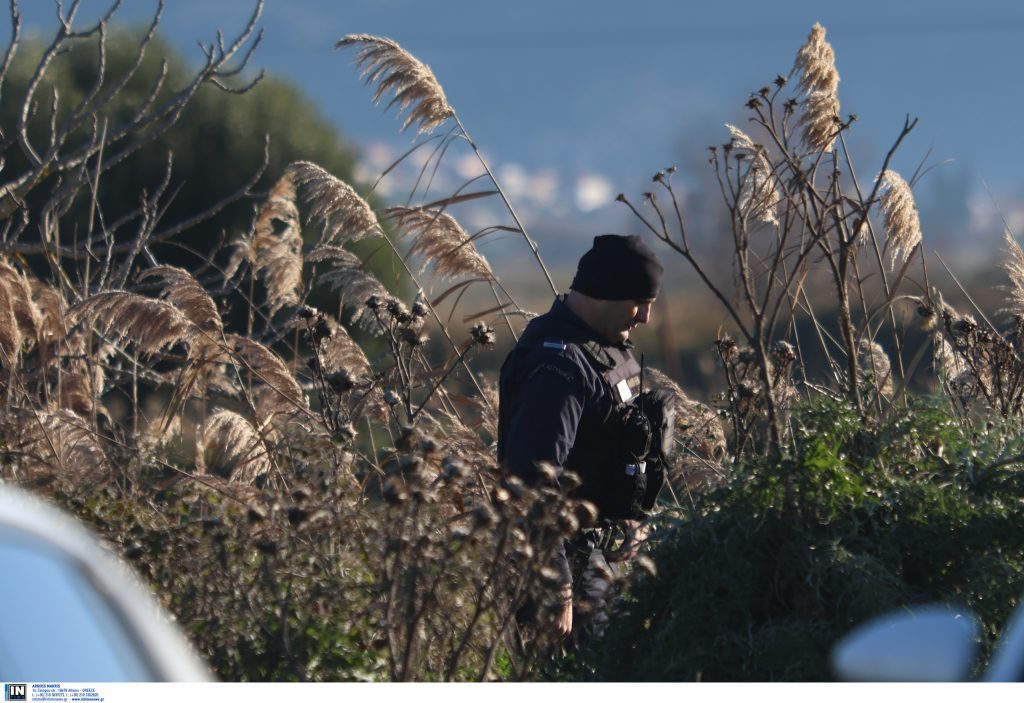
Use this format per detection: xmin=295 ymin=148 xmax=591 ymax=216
xmin=470 ymin=321 xmax=496 ymax=347
xmin=337 ymin=34 xmax=455 ymax=134
xmin=388 ymin=207 xmax=494 ymax=281
xmin=877 ymin=170 xmax=922 ymax=268
xmin=792 ymin=24 xmax=842 ymax=153
xmin=725 ymin=124 xmax=779 ymax=226
xmin=286 ymin=161 xmax=383 ymax=248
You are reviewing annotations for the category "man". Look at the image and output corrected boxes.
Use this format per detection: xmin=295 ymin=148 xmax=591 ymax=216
xmin=497 ymin=234 xmax=670 ymax=639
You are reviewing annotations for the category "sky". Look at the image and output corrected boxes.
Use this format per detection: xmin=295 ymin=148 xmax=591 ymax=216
xmin=5 ymin=0 xmax=1024 ymax=270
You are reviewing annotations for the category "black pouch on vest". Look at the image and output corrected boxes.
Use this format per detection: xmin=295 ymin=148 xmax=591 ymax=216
xmin=598 ymin=402 xmax=652 ymax=520
xmin=638 ymin=389 xmax=676 ymax=510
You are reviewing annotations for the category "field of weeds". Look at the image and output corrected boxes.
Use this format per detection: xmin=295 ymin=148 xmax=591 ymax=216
xmin=2 ymin=1 xmax=1024 ymax=682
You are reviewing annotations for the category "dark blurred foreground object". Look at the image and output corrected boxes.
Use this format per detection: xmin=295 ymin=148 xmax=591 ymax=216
xmin=0 ymin=484 xmax=212 ymax=681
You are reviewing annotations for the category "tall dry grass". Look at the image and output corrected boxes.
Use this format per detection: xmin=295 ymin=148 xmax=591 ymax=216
xmin=2 ymin=1 xmax=1021 ymax=683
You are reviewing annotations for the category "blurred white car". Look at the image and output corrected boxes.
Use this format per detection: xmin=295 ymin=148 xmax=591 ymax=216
xmin=832 ymin=601 xmax=1024 ymax=681
xmin=0 ymin=483 xmax=212 ymax=681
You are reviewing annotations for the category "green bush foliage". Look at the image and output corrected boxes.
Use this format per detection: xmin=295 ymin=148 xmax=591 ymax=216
xmin=580 ymin=399 xmax=1024 ymax=681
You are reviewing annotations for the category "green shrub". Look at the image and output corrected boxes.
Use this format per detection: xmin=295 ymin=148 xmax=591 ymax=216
xmin=577 ymin=399 xmax=1024 ymax=681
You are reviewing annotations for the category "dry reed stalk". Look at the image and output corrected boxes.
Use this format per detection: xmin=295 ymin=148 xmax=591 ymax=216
xmin=198 ymin=408 xmax=272 ymax=485
xmin=288 ymin=161 xmax=383 ymax=245
xmin=877 ymin=170 xmax=922 ymax=268
xmin=793 ymin=23 xmax=841 ymax=153
xmin=9 ymin=406 xmax=110 ymax=483
xmin=0 ymin=261 xmax=41 ymax=345
xmin=856 ymin=339 xmax=894 ymax=399
xmin=1000 ymin=230 xmax=1024 ymax=318
xmin=337 ymin=34 xmax=455 ymax=135
xmin=226 ymin=173 xmax=304 ymax=315
xmin=307 ymin=244 xmax=392 ymax=329
xmin=644 ymin=367 xmax=727 ymax=464
xmin=139 ymin=266 xmax=224 ymax=338
xmin=725 ymin=124 xmax=780 ymax=226
xmin=226 ymin=333 xmax=306 ymax=421
xmin=317 ymin=315 xmax=373 ymax=378
xmin=67 ymin=291 xmax=194 ymax=356
xmin=387 ymin=207 xmax=494 ymax=281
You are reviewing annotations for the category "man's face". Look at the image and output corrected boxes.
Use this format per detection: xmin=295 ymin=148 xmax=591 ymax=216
xmin=594 ymin=298 xmax=655 ymax=343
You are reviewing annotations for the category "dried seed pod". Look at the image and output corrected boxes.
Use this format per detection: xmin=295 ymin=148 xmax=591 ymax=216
xmin=471 ymin=503 xmax=498 ymax=529
xmin=574 ymin=500 xmax=599 ymax=528
xmin=635 ymin=555 xmax=658 ymax=577
xmin=559 ymin=470 xmax=582 ymax=492
xmin=556 ymin=511 xmax=580 ymax=534
xmin=382 ymin=477 xmax=409 ymax=505
xmin=442 ymin=456 xmax=471 ymax=481
xmin=510 ymin=545 xmax=534 ymax=563
xmin=538 ymin=565 xmax=563 ymax=586
xmin=502 ymin=475 xmax=528 ymax=499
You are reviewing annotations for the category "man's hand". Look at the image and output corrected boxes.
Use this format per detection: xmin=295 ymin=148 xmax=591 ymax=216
xmin=556 ymin=584 xmax=573 ymax=639
xmin=606 ymin=519 xmax=649 ymax=563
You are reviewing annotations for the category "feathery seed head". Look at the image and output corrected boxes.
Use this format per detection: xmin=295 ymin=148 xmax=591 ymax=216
xmin=793 ymin=24 xmax=842 ymax=153
xmin=198 ymin=409 xmax=272 ymax=485
xmin=794 ymin=23 xmax=840 ymax=96
xmin=337 ymin=34 xmax=455 ymax=134
xmin=724 ymin=124 xmax=779 ymax=225
xmin=308 ymin=245 xmax=391 ymax=331
xmin=288 ymin=161 xmax=383 ymax=245
xmin=388 ymin=207 xmax=494 ymax=281
xmin=798 ymin=90 xmax=841 ymax=153
xmin=1000 ymin=230 xmax=1024 ymax=318
xmin=230 ymin=173 xmax=304 ymax=314
xmin=139 ymin=266 xmax=224 ymax=340
xmin=877 ymin=170 xmax=922 ymax=268
xmin=857 ymin=339 xmax=894 ymax=399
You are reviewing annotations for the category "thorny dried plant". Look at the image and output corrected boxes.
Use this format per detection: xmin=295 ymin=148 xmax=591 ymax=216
xmin=617 ymin=22 xmax=932 ymax=458
xmin=6 ymin=3 xmax=1023 ymax=686
xmin=0 ymin=0 xmax=582 ymax=683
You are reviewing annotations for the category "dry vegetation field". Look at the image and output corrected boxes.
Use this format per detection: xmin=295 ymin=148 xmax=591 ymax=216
xmin=3 ymin=1 xmax=1024 ymax=681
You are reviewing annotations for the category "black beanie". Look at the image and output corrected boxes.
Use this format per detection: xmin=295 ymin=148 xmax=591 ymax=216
xmin=569 ymin=234 xmax=663 ymax=301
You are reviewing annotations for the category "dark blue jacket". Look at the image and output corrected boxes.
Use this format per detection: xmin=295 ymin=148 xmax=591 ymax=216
xmin=497 ymin=296 xmax=645 ymax=519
